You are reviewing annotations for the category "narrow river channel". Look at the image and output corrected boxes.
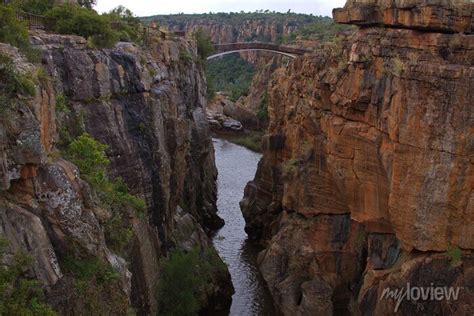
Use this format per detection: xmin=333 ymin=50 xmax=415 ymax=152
xmin=212 ymin=138 xmax=276 ymax=316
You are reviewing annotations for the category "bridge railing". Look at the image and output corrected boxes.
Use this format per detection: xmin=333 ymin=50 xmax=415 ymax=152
xmin=212 ymin=42 xmax=309 ymax=56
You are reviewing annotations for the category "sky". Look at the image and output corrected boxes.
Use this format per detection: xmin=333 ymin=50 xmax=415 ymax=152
xmin=95 ymin=0 xmax=347 ymax=17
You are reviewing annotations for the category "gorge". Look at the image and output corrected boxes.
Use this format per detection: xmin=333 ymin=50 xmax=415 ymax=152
xmin=0 ymin=0 xmax=473 ymax=315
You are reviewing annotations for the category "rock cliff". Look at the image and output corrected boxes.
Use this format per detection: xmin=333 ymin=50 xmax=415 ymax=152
xmin=0 ymin=31 xmax=232 ymax=314
xmin=241 ymin=0 xmax=473 ymax=314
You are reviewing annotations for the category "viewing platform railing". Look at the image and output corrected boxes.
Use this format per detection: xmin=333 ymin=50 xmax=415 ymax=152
xmin=14 ymin=10 xmax=187 ymax=46
xmin=16 ymin=11 xmax=47 ymax=30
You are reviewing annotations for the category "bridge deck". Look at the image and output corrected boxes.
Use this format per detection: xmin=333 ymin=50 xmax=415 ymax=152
xmin=207 ymin=42 xmax=309 ymax=60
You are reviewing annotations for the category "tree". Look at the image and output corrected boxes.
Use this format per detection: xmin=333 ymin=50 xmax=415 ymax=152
xmin=194 ymin=27 xmax=214 ymax=61
xmin=77 ymin=0 xmax=95 ymax=9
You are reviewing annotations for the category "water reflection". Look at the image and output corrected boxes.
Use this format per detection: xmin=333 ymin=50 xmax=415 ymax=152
xmin=212 ymin=138 xmax=275 ymax=316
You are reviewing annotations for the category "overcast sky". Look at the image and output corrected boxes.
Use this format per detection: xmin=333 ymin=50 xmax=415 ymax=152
xmin=95 ymin=0 xmax=347 ymax=17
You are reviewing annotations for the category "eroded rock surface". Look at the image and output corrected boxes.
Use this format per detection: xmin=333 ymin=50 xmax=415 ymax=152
xmin=1 ymin=31 xmax=232 ymax=314
xmin=242 ymin=1 xmax=473 ymax=314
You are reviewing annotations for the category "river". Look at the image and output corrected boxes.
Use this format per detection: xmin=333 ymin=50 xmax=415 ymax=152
xmin=212 ymin=138 xmax=276 ymax=316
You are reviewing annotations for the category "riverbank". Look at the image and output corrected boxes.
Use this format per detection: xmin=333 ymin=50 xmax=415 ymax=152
xmin=213 ymin=131 xmax=264 ymax=153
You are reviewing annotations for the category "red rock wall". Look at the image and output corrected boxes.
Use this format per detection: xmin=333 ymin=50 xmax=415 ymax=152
xmin=241 ymin=1 xmax=473 ymax=314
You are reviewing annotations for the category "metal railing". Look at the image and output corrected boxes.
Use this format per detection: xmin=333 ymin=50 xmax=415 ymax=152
xmin=16 ymin=11 xmax=47 ymax=30
xmin=14 ymin=10 xmax=187 ymax=47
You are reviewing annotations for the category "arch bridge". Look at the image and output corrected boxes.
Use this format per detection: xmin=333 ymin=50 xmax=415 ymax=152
xmin=207 ymin=42 xmax=309 ymax=60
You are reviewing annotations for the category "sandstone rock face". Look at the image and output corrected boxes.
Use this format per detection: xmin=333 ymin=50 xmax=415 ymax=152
xmin=242 ymin=1 xmax=473 ymax=314
xmin=159 ymin=16 xmax=313 ymax=45
xmin=1 ymin=31 xmax=232 ymax=314
xmin=334 ymin=0 xmax=473 ymax=34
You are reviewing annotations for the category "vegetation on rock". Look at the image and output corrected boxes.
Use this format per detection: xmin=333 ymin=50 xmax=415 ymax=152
xmin=2 ymin=1 xmax=142 ymax=48
xmin=156 ymin=247 xmax=227 ymax=316
xmin=143 ymin=11 xmax=327 ymax=30
xmin=194 ymin=27 xmax=214 ymax=61
xmin=45 ymin=4 xmax=118 ymax=48
xmin=0 ymin=4 xmax=42 ymax=63
xmin=0 ymin=239 xmax=57 ymax=316
xmin=0 ymin=53 xmax=36 ymax=104
xmin=225 ymin=132 xmax=263 ymax=153
xmin=65 ymin=133 xmax=145 ymax=253
xmin=282 ymin=20 xmax=354 ymax=43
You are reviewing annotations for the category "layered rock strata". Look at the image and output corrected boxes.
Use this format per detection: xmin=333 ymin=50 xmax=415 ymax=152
xmin=241 ymin=1 xmax=473 ymax=314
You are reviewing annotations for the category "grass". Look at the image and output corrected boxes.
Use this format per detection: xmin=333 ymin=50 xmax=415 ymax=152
xmin=225 ymin=132 xmax=263 ymax=152
xmin=445 ymin=246 xmax=462 ymax=267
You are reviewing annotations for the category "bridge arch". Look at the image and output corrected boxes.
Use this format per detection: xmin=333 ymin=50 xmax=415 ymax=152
xmin=207 ymin=42 xmax=308 ymax=60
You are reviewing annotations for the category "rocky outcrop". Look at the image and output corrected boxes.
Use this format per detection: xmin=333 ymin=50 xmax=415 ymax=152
xmin=241 ymin=1 xmax=473 ymax=314
xmin=0 ymin=30 xmax=232 ymax=314
xmin=334 ymin=0 xmax=473 ymax=34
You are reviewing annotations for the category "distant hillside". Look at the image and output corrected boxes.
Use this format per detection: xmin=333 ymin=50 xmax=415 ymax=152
xmin=141 ymin=12 xmax=346 ymax=44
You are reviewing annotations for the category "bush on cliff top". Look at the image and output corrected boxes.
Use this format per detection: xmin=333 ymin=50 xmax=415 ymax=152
xmin=45 ymin=4 xmax=118 ymax=48
xmin=0 ymin=4 xmax=29 ymax=48
xmin=104 ymin=5 xmax=142 ymax=43
xmin=10 ymin=0 xmax=54 ymax=15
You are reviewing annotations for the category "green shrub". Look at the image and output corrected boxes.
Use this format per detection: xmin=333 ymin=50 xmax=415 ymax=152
xmin=445 ymin=246 xmax=462 ymax=266
xmin=194 ymin=28 xmax=214 ymax=61
xmin=0 ymin=4 xmax=29 ymax=48
xmin=65 ymin=133 xmax=146 ymax=254
xmin=55 ymin=94 xmax=70 ymax=113
xmin=65 ymin=133 xmax=110 ymax=187
xmin=0 ymin=53 xmax=36 ymax=97
xmin=11 ymin=0 xmax=54 ymax=15
xmin=179 ymin=49 xmax=193 ymax=63
xmin=0 ymin=238 xmax=57 ymax=315
xmin=45 ymin=5 xmax=118 ymax=48
xmin=105 ymin=6 xmax=142 ymax=43
xmin=61 ymin=255 xmax=119 ymax=284
xmin=0 ymin=4 xmax=44 ymax=63
xmin=157 ymin=248 xmax=226 ymax=316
